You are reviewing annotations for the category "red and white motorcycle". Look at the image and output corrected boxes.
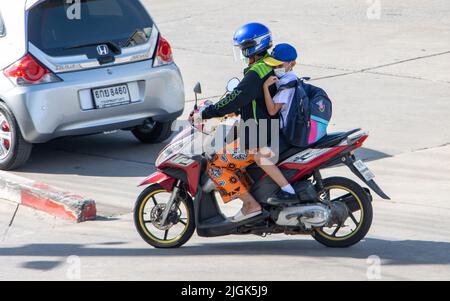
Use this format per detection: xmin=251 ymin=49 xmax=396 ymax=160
xmin=133 ymin=80 xmax=390 ymax=248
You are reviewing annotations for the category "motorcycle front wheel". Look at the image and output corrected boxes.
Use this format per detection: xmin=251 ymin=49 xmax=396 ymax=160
xmin=134 ymin=184 xmax=195 ymax=248
xmin=312 ymin=177 xmax=373 ymax=248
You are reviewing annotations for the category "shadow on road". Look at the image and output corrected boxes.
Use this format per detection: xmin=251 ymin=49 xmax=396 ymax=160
xmin=14 ymin=131 xmax=164 ymax=178
xmin=21 ymin=260 xmax=64 ymax=271
xmin=2 ymin=238 xmax=448 ymax=269
xmin=354 ymin=148 xmax=392 ymax=162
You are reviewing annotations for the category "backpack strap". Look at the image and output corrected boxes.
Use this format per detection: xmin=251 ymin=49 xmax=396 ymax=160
xmin=277 ymin=79 xmax=299 ymax=129
xmin=278 ymin=79 xmax=299 ymax=91
xmin=278 ymin=78 xmax=309 ymax=100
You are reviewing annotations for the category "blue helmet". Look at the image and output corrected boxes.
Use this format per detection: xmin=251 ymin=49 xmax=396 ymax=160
xmin=233 ymin=23 xmax=272 ymax=58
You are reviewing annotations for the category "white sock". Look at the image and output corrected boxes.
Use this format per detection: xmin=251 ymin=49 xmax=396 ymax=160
xmin=281 ymin=184 xmax=295 ymax=194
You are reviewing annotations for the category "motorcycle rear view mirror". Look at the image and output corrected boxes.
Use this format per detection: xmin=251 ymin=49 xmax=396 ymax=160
xmin=193 ymin=82 xmax=202 ymax=94
xmin=193 ymin=82 xmax=202 ymax=109
xmin=226 ymin=77 xmax=240 ymax=93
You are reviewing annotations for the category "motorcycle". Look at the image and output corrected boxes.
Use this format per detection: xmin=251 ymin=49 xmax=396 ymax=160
xmin=133 ymin=79 xmax=390 ymax=248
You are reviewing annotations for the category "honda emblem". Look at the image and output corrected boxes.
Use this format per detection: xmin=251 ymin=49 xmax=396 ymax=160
xmin=97 ymin=44 xmax=109 ymax=56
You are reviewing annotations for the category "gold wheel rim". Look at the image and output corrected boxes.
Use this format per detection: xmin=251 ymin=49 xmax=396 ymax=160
xmin=315 ymin=185 xmax=364 ymax=241
xmin=138 ymin=189 xmax=190 ymax=244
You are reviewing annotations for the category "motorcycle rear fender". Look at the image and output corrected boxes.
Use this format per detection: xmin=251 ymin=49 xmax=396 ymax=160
xmin=138 ymin=171 xmax=176 ymax=192
xmin=343 ymin=154 xmax=391 ymax=200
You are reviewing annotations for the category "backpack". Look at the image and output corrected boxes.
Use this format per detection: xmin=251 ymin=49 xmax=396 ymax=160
xmin=278 ymin=78 xmax=332 ymax=147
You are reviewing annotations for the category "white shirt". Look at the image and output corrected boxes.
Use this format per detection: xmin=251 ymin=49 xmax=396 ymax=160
xmin=273 ymin=71 xmax=298 ymax=128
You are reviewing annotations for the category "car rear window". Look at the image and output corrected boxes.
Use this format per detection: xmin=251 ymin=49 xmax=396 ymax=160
xmin=28 ymin=0 xmax=154 ymax=56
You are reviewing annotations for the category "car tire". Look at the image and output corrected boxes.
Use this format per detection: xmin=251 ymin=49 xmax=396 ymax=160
xmin=132 ymin=120 xmax=174 ymax=144
xmin=0 ymin=102 xmax=32 ymax=170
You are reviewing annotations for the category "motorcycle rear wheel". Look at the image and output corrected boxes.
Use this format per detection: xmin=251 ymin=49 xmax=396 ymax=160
xmin=312 ymin=177 xmax=373 ymax=248
xmin=134 ymin=184 xmax=195 ymax=248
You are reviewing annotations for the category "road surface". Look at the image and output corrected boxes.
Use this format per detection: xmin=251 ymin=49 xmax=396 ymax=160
xmin=0 ymin=0 xmax=449 ymax=280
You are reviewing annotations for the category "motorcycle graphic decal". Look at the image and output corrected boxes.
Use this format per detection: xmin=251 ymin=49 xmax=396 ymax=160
xmin=283 ymin=148 xmax=332 ymax=164
xmin=169 ymin=155 xmax=195 ymax=166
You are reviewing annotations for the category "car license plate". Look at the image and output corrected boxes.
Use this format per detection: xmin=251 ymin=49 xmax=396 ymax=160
xmin=353 ymin=160 xmax=375 ymax=181
xmin=92 ymin=84 xmax=130 ymax=109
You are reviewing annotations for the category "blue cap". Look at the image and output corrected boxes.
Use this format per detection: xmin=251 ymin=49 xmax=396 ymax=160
xmin=264 ymin=43 xmax=298 ymax=66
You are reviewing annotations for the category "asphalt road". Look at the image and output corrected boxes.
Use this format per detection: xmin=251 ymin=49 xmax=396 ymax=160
xmin=1 ymin=0 xmax=449 ymax=280
xmin=11 ymin=0 xmax=450 ymax=216
xmin=1 ymin=144 xmax=449 ymax=280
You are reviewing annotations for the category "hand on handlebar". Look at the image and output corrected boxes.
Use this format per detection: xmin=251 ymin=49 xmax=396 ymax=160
xmin=189 ymin=100 xmax=213 ymax=124
xmin=189 ymin=105 xmax=209 ymax=132
xmin=188 ymin=109 xmax=197 ymax=124
xmin=189 ymin=110 xmax=203 ymax=126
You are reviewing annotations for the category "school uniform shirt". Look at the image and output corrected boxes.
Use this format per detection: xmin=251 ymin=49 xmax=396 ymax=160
xmin=274 ymin=71 xmax=298 ymax=128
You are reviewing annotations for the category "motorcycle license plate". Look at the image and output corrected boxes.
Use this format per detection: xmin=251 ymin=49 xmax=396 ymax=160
xmin=353 ymin=160 xmax=375 ymax=181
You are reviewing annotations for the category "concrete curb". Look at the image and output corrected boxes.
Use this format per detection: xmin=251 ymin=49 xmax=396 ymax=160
xmin=0 ymin=171 xmax=96 ymax=222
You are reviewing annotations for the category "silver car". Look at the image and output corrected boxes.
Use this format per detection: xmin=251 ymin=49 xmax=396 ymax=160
xmin=0 ymin=0 xmax=185 ymax=170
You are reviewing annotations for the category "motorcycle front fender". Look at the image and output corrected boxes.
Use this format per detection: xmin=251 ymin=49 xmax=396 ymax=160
xmin=138 ymin=171 xmax=176 ymax=192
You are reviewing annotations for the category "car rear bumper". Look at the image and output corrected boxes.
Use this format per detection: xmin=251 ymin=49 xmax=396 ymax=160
xmin=1 ymin=60 xmax=185 ymax=143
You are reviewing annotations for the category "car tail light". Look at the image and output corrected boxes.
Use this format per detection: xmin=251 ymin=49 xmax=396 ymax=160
xmin=153 ymin=34 xmax=173 ymax=67
xmin=3 ymin=54 xmax=61 ymax=86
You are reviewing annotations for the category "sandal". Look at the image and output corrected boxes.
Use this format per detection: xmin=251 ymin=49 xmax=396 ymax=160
xmin=231 ymin=209 xmax=262 ymax=223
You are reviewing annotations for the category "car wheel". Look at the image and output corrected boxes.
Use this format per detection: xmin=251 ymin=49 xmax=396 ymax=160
xmin=0 ymin=102 xmax=32 ymax=170
xmin=132 ymin=120 xmax=174 ymax=144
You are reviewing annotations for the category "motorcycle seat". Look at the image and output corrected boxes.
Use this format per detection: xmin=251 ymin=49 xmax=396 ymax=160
xmin=246 ymin=128 xmax=362 ymax=181
xmin=313 ymin=128 xmax=361 ymax=148
xmin=277 ymin=128 xmax=361 ymax=163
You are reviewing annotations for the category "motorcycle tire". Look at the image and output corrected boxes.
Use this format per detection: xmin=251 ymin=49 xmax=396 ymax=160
xmin=134 ymin=184 xmax=195 ymax=248
xmin=312 ymin=177 xmax=373 ymax=248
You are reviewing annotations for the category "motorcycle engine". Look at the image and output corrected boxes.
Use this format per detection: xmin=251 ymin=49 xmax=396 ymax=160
xmin=275 ymin=202 xmax=350 ymax=229
xmin=275 ymin=203 xmax=331 ymax=229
